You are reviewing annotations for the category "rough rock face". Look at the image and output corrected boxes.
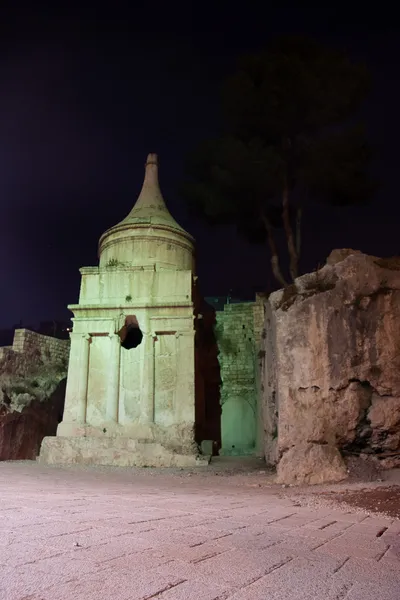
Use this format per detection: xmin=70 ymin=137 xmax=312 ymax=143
xmin=0 ymin=330 xmax=68 ymax=460
xmin=276 ymin=443 xmax=348 ymax=485
xmin=263 ymin=250 xmax=400 ymax=484
xmin=0 ymin=389 xmax=66 ymax=460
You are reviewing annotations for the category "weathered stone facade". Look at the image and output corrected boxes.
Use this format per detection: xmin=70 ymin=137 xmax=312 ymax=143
xmin=262 ymin=250 xmax=400 ymax=484
xmin=0 ymin=329 xmax=69 ymax=460
xmin=40 ymin=154 xmax=207 ymax=468
xmin=216 ymin=297 xmax=264 ymax=456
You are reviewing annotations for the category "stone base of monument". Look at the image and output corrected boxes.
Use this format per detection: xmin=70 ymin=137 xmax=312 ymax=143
xmin=38 ymin=436 xmax=210 ymax=468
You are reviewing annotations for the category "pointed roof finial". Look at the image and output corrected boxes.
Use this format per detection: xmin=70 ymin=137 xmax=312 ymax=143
xmin=108 ymin=152 xmax=189 ymax=235
xmin=146 ymin=153 xmax=158 ymax=166
xmin=139 ymin=153 xmax=161 ymax=204
xmin=131 ymin=152 xmax=167 ymax=215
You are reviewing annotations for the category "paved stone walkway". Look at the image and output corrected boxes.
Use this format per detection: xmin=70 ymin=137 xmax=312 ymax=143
xmin=0 ymin=462 xmax=399 ymax=600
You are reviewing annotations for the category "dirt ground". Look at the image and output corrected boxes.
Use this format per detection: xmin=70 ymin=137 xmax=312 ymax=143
xmin=324 ymin=486 xmax=400 ymax=519
xmin=312 ymin=458 xmax=400 ymax=519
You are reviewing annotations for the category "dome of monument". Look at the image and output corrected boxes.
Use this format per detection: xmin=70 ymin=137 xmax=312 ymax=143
xmin=98 ymin=154 xmax=195 ymax=270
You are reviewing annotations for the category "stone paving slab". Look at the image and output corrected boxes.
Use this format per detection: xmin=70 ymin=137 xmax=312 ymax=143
xmin=0 ymin=462 xmax=399 ymax=600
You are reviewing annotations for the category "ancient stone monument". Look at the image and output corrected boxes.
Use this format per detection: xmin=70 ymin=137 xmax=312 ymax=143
xmin=40 ymin=154 xmax=206 ymax=467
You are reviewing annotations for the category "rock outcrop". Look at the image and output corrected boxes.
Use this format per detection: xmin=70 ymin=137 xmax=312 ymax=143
xmin=0 ymin=330 xmax=69 ymax=460
xmin=263 ymin=250 xmax=400 ymax=484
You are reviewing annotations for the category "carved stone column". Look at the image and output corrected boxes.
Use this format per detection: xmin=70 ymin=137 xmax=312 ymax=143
xmin=107 ymin=333 xmax=121 ymax=423
xmin=71 ymin=333 xmax=91 ymax=424
xmin=145 ymin=332 xmax=157 ymax=424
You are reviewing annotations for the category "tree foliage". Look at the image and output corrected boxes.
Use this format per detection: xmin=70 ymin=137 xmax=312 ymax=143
xmin=182 ymin=36 xmax=375 ymax=286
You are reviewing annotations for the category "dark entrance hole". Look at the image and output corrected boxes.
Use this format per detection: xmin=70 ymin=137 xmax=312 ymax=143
xmin=118 ymin=315 xmax=143 ymax=349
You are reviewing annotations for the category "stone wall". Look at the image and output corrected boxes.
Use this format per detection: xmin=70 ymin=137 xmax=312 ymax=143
xmin=4 ymin=329 xmax=70 ymax=363
xmin=0 ymin=329 xmax=69 ymax=460
xmin=216 ymin=296 xmax=264 ymax=455
xmin=262 ymin=250 xmax=400 ymax=485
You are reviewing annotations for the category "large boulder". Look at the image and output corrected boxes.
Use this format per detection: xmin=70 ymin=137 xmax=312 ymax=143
xmin=276 ymin=443 xmax=348 ymax=485
xmin=263 ymin=250 xmax=400 ymax=484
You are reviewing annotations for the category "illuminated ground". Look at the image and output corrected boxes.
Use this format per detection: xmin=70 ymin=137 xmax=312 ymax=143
xmin=0 ymin=460 xmax=399 ymax=600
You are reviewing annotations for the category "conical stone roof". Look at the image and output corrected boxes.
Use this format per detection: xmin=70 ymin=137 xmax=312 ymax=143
xmin=98 ymin=154 xmax=194 ymax=269
xmin=114 ymin=153 xmax=187 ymax=233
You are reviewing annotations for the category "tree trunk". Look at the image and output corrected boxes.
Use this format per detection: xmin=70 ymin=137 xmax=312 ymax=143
xmin=282 ymin=180 xmax=298 ymax=282
xmin=261 ymin=214 xmax=288 ymax=288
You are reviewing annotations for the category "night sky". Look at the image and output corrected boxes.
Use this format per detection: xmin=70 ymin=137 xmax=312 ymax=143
xmin=0 ymin=3 xmax=398 ymax=328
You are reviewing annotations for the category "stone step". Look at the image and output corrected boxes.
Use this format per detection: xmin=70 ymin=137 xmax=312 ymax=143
xmin=39 ymin=436 xmax=210 ymax=468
